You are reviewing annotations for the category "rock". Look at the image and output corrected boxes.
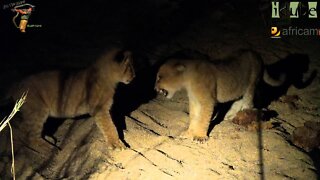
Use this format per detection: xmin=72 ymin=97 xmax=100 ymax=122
xmin=232 ymin=109 xmax=261 ymax=126
xmin=292 ymin=121 xmax=320 ymax=152
xmin=279 ymin=94 xmax=300 ymax=104
xmin=232 ymin=109 xmax=275 ymax=131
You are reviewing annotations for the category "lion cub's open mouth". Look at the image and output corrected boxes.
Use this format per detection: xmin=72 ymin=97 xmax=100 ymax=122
xmin=157 ymin=89 xmax=168 ymax=97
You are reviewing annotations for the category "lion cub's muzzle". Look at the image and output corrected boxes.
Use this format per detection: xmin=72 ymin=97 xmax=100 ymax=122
xmin=155 ymin=86 xmax=168 ymax=97
xmin=124 ymin=75 xmax=135 ymax=84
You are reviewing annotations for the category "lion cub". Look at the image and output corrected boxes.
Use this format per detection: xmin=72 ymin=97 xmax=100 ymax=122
xmin=8 ymin=48 xmax=135 ymax=152
xmin=155 ymin=50 xmax=284 ymax=142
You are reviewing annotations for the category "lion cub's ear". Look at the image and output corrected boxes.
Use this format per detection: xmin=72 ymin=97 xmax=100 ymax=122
xmin=175 ymin=63 xmax=185 ymax=72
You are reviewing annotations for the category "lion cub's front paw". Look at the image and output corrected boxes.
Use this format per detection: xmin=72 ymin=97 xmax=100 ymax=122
xmin=107 ymin=139 xmax=126 ymax=151
xmin=179 ymin=130 xmax=193 ymax=139
xmin=180 ymin=130 xmax=208 ymax=143
xmin=193 ymin=135 xmax=208 ymax=143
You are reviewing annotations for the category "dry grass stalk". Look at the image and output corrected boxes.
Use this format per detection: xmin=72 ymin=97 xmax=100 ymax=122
xmin=0 ymin=91 xmax=28 ymax=180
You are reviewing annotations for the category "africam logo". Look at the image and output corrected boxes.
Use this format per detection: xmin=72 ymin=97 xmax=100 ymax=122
xmin=271 ymin=27 xmax=281 ymax=38
xmin=271 ymin=26 xmax=320 ymax=38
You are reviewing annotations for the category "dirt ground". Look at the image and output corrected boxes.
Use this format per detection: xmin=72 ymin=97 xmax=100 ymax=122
xmin=0 ymin=0 xmax=320 ymax=179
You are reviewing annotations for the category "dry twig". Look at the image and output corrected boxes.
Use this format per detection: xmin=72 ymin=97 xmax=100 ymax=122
xmin=0 ymin=91 xmax=28 ymax=180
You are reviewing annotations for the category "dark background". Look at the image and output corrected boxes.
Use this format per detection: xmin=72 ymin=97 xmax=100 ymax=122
xmin=0 ymin=0 xmax=219 ymax=70
xmin=0 ymin=0 xmax=319 ymax=178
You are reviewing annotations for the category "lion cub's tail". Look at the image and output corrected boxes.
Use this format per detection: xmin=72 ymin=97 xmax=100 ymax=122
xmin=263 ymin=71 xmax=286 ymax=86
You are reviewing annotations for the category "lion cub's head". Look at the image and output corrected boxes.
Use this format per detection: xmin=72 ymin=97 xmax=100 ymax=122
xmin=155 ymin=59 xmax=186 ymax=99
xmin=96 ymin=49 xmax=136 ymax=84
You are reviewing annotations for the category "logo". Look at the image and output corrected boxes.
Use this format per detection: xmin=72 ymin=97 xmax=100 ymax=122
xmin=2 ymin=1 xmax=42 ymax=33
xmin=270 ymin=1 xmax=319 ymax=38
xmin=271 ymin=27 xmax=281 ymax=38
xmin=271 ymin=1 xmax=318 ymax=19
xmin=12 ymin=3 xmax=35 ymax=33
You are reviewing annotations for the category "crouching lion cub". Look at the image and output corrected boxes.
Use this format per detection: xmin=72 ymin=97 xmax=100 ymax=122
xmin=8 ymin=48 xmax=135 ymax=152
xmin=155 ymin=50 xmax=284 ymax=142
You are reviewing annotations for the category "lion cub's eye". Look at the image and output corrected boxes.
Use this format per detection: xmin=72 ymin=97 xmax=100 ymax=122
xmin=157 ymin=76 xmax=162 ymax=82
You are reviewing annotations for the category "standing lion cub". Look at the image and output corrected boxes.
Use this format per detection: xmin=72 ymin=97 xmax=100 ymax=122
xmin=8 ymin=48 xmax=135 ymax=152
xmin=155 ymin=50 xmax=284 ymax=142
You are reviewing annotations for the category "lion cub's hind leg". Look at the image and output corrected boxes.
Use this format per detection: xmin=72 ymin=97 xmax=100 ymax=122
xmin=225 ymin=84 xmax=256 ymax=120
xmin=226 ymin=67 xmax=260 ymax=119
xmin=240 ymin=54 xmax=262 ymax=111
xmin=239 ymin=67 xmax=260 ymax=111
xmin=240 ymin=84 xmax=255 ymax=110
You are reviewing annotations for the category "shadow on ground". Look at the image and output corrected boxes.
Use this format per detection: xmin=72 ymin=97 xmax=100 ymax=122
xmin=256 ymin=53 xmax=317 ymax=108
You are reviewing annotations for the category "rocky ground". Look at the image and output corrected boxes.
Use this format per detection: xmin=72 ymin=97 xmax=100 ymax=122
xmin=0 ymin=0 xmax=319 ymax=179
